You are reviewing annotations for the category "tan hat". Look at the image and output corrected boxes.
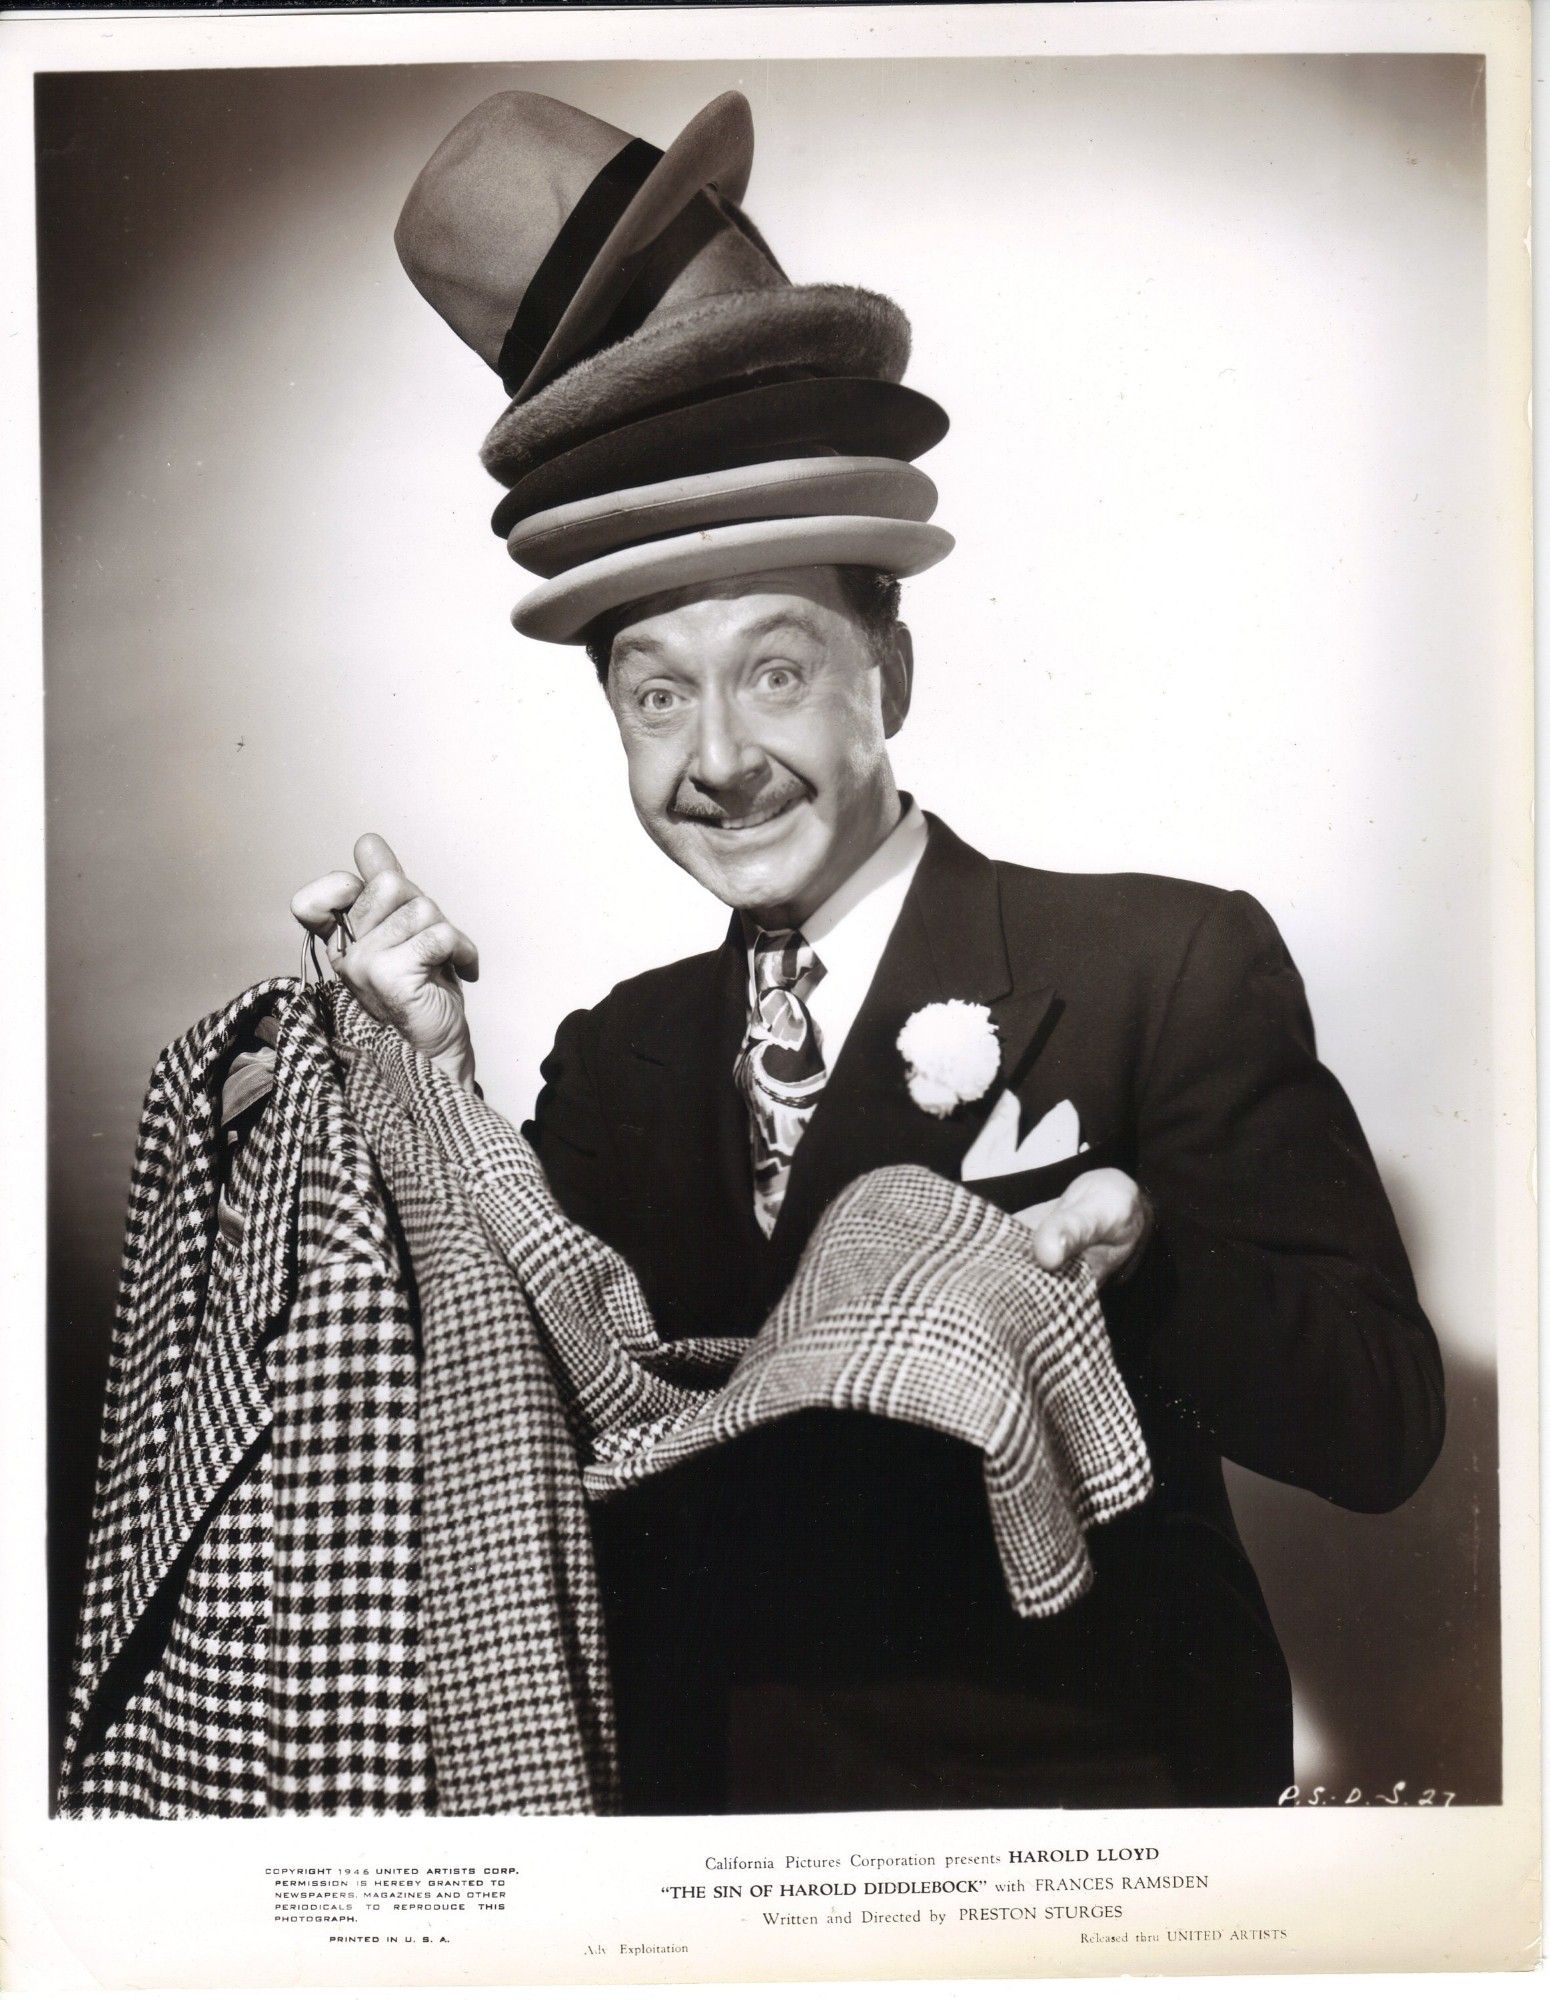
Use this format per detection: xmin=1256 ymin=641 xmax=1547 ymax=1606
xmin=507 ymin=456 xmax=939 ymax=577
xmin=512 ymin=514 xmax=955 ymax=644
xmin=395 ymin=89 xmax=912 ymax=484
xmin=396 ymin=88 xmax=755 ymax=398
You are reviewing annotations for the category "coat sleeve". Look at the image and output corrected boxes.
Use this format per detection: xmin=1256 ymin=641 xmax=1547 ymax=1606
xmin=1106 ymin=888 xmax=1445 ymax=1513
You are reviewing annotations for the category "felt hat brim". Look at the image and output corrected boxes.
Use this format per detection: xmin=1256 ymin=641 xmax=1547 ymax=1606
xmin=511 ymin=515 xmax=955 ymax=644
xmin=508 ymin=455 xmax=939 ymax=577
xmin=482 ymin=283 xmax=911 ymax=484
xmin=490 ymin=377 xmax=949 ymax=535
xmin=516 ymin=89 xmax=756 ymax=401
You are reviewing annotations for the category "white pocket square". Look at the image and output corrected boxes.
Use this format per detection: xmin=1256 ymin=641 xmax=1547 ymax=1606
xmin=962 ymin=1092 xmax=1087 ymax=1183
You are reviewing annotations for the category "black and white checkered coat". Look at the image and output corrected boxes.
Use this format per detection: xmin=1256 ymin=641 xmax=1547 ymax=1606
xmin=58 ymin=981 xmax=435 ymax=1816
xmin=61 ymin=979 xmax=1152 ymax=1817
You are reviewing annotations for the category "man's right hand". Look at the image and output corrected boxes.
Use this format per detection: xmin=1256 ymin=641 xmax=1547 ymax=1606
xmin=291 ymin=832 xmax=480 ymax=1089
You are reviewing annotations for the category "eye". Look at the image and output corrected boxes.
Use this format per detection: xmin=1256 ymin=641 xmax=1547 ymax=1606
xmin=755 ymin=661 xmax=804 ymax=695
xmin=638 ymin=685 xmax=682 ymax=715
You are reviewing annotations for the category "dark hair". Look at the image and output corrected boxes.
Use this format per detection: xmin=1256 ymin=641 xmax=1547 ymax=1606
xmin=584 ymin=566 xmax=903 ymax=686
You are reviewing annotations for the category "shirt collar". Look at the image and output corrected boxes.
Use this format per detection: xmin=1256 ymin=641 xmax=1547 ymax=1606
xmin=741 ymin=797 xmax=928 ymax=967
xmin=800 ymin=797 xmax=928 ymax=957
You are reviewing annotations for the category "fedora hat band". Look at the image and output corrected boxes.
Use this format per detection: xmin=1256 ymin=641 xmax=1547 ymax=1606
xmin=497 ymin=136 xmax=663 ymax=394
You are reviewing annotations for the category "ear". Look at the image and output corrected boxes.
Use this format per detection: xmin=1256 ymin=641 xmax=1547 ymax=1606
xmin=880 ymin=623 xmax=914 ymax=740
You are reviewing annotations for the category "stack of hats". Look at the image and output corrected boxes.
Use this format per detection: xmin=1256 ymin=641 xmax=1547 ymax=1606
xmin=394 ymin=88 xmax=953 ymax=644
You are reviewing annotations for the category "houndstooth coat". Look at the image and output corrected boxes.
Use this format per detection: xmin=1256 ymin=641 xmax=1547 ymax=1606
xmin=60 ymin=978 xmax=1152 ymax=1818
xmin=58 ymin=981 xmax=438 ymax=1816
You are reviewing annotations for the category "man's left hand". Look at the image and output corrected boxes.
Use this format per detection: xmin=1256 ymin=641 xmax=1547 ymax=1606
xmin=1021 ymin=1168 xmax=1154 ymax=1288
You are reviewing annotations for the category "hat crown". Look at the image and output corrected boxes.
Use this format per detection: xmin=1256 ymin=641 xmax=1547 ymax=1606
xmin=395 ymin=88 xmax=767 ymax=380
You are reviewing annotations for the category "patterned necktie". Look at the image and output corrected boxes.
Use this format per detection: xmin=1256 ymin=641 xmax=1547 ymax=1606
xmin=735 ymin=928 xmax=828 ymax=1237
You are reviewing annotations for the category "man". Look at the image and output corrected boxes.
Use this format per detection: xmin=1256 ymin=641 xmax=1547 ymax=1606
xmin=293 ymin=88 xmax=1444 ymax=1813
xmin=293 ymin=556 xmax=1443 ymax=1814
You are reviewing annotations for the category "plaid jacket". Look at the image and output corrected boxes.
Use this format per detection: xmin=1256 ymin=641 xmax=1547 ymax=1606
xmin=61 ymin=979 xmax=1151 ymax=1817
xmin=59 ymin=982 xmax=434 ymax=1816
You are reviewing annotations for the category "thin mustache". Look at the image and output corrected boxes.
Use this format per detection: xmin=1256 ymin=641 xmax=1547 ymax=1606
xmin=673 ymin=784 xmax=807 ymax=828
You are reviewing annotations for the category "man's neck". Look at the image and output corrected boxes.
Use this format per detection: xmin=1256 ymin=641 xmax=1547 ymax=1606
xmin=742 ymin=788 xmax=906 ymax=935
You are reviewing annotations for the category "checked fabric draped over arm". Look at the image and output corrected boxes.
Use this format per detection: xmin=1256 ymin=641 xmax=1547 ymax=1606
xmin=63 ymin=979 xmax=1152 ymax=1817
xmin=332 ymin=987 xmax=1153 ymax=1813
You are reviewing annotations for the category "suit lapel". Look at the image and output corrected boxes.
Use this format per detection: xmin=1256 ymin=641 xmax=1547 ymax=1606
xmin=766 ymin=816 xmax=1056 ymax=1286
xmin=608 ymin=816 xmax=1061 ymax=1320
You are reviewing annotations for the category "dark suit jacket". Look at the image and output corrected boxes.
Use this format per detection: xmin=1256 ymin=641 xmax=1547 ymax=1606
xmin=524 ymin=815 xmax=1445 ymax=1814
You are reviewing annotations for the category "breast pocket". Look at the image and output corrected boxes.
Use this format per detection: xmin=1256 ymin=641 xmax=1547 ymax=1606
xmin=963 ymin=1139 xmax=1125 ymax=1219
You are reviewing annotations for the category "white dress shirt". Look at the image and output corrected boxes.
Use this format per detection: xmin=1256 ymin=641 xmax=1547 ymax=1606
xmin=745 ymin=798 xmax=929 ymax=1075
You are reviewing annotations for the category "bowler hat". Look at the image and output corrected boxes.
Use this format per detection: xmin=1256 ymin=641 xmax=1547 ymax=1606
xmin=396 ymin=89 xmax=912 ymax=483
xmin=512 ymin=513 xmax=955 ymax=644
xmin=507 ymin=455 xmax=939 ymax=577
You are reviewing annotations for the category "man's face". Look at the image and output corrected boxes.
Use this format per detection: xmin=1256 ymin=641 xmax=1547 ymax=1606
xmin=604 ymin=566 xmax=912 ymax=928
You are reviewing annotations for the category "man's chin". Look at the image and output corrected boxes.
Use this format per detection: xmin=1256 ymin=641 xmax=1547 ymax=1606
xmin=671 ymin=807 xmax=826 ymax=917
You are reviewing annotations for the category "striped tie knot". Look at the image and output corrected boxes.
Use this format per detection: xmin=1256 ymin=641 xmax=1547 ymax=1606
xmin=751 ymin=927 xmax=822 ymax=995
xmin=750 ymin=929 xmax=824 ymax=1076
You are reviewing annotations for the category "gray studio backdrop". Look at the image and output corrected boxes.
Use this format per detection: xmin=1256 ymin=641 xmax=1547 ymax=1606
xmin=39 ymin=54 xmax=1497 ymax=1799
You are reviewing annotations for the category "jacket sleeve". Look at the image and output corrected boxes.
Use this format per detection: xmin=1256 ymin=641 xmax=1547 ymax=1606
xmin=1107 ymin=889 xmax=1445 ymax=1513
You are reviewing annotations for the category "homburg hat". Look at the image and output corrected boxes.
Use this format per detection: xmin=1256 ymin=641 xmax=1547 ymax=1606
xmin=396 ymin=88 xmax=912 ymax=484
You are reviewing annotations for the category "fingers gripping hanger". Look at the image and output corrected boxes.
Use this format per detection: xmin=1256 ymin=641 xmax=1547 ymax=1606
xmin=220 ymin=914 xmax=357 ymax=1153
xmin=300 ymin=908 xmax=355 ymax=988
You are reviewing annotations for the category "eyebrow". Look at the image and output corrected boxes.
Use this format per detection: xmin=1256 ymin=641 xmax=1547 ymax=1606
xmin=739 ymin=610 xmax=826 ymax=646
xmin=611 ymin=635 xmax=667 ymax=670
xmin=611 ymin=609 xmax=827 ymax=675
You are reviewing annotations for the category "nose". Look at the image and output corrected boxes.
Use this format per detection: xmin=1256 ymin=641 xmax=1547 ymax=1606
xmin=689 ymin=686 xmax=766 ymax=794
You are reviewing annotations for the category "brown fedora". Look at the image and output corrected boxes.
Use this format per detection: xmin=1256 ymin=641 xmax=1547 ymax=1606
xmin=396 ymin=89 xmax=913 ymax=483
xmin=396 ymin=88 xmax=755 ymax=400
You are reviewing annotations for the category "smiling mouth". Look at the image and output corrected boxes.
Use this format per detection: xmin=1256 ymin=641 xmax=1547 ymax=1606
xmin=690 ymin=794 xmax=804 ymax=835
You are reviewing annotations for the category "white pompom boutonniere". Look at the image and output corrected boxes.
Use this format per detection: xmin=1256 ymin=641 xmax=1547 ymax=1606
xmin=897 ymin=1000 xmax=1002 ymax=1119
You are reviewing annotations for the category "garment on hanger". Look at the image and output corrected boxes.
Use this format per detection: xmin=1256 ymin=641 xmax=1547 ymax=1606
xmin=61 ymin=978 xmax=1152 ymax=1817
xmin=59 ymin=980 xmax=436 ymax=1816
